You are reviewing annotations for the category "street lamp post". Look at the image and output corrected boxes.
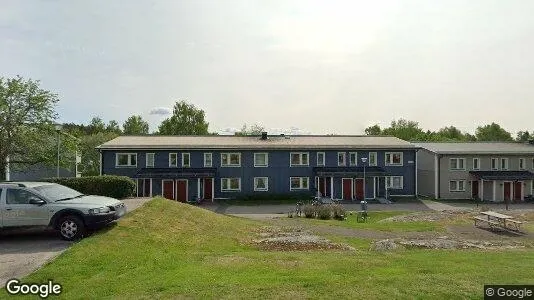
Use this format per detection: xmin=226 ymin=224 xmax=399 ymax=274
xmin=54 ymin=123 xmax=63 ymax=178
xmin=361 ymin=157 xmax=368 ymax=201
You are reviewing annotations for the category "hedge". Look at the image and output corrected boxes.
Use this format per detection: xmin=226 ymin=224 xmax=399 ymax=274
xmin=44 ymin=175 xmax=136 ymax=199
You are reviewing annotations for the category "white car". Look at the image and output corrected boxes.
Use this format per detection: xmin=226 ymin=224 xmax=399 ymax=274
xmin=0 ymin=182 xmax=126 ymax=240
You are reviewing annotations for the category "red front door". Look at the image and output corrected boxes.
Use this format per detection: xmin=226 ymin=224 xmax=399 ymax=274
xmin=342 ymin=179 xmax=352 ymax=200
xmin=163 ymin=180 xmax=174 ymax=200
xmin=204 ymin=178 xmax=213 ymax=200
xmin=514 ymin=182 xmax=522 ymax=201
xmin=318 ymin=178 xmax=326 ymax=197
xmin=176 ymin=179 xmax=187 ymax=202
xmin=504 ymin=182 xmax=511 ymax=201
xmin=472 ymin=181 xmax=479 ymax=199
xmin=354 ymin=179 xmax=364 ymax=200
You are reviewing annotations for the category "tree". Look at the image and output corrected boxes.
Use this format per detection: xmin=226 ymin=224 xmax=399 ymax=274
xmin=88 ymin=117 xmax=106 ymax=134
xmin=516 ymin=131 xmax=531 ymax=142
xmin=123 ymin=115 xmax=149 ymax=135
xmin=0 ymin=76 xmax=60 ymax=180
xmin=157 ymin=101 xmax=209 ymax=135
xmin=435 ymin=126 xmax=466 ymax=141
xmin=235 ymin=123 xmax=265 ymax=136
xmin=364 ymin=124 xmax=382 ymax=135
xmin=106 ymin=120 xmax=122 ymax=134
xmin=475 ymin=123 xmax=513 ymax=141
xmin=78 ymin=132 xmax=119 ymax=176
xmin=381 ymin=119 xmax=425 ymax=141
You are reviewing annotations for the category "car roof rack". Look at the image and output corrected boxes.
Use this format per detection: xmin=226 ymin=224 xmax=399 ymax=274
xmin=0 ymin=182 xmax=26 ymax=187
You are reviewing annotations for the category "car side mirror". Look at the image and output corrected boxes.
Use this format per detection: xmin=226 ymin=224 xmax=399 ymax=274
xmin=29 ymin=198 xmax=46 ymax=205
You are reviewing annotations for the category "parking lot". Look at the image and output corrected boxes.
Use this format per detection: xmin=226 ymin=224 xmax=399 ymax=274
xmin=0 ymin=198 xmax=150 ymax=288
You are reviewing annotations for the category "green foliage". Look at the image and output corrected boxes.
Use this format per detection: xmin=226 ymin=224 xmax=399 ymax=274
xmin=123 ymin=115 xmax=149 ymax=135
xmin=475 ymin=122 xmax=513 ymax=141
xmin=364 ymin=124 xmax=382 ymax=135
xmin=106 ymin=120 xmax=122 ymax=134
xmin=157 ymin=100 xmax=209 ymax=135
xmin=88 ymin=117 xmax=106 ymax=134
xmin=331 ymin=204 xmax=346 ymax=220
xmin=302 ymin=204 xmax=316 ymax=218
xmin=78 ymin=132 xmax=119 ymax=176
xmin=516 ymin=131 xmax=531 ymax=142
xmin=0 ymin=76 xmax=60 ymax=180
xmin=235 ymin=123 xmax=265 ymax=136
xmin=44 ymin=175 xmax=135 ymax=199
xmin=316 ymin=205 xmax=332 ymax=220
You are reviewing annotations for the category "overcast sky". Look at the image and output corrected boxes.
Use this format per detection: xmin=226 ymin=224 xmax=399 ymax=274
xmin=1 ymin=0 xmax=533 ymax=135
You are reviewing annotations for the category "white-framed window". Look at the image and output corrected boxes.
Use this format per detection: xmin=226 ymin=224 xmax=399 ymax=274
xmin=449 ymin=158 xmax=466 ymax=170
xmin=290 ymin=177 xmax=309 ymax=190
xmin=316 ymin=152 xmax=325 ymax=166
xmin=204 ymin=153 xmax=212 ymax=167
xmin=116 ymin=153 xmax=137 ymax=167
xmin=449 ymin=180 xmax=466 ymax=192
xmin=472 ymin=158 xmax=480 ymax=170
xmin=349 ymin=152 xmax=357 ymax=166
xmin=385 ymin=176 xmax=403 ymax=189
xmin=254 ymin=153 xmax=268 ymax=167
xmin=182 ymin=153 xmax=190 ymax=167
xmin=519 ymin=158 xmax=526 ymax=170
xmin=221 ymin=178 xmax=241 ymax=191
xmin=338 ymin=152 xmax=346 ymax=166
xmin=169 ymin=153 xmax=178 ymax=167
xmin=146 ymin=153 xmax=155 ymax=168
xmin=501 ymin=158 xmax=509 ymax=170
xmin=385 ymin=152 xmax=403 ymax=166
xmin=491 ymin=158 xmax=499 ymax=170
xmin=254 ymin=177 xmax=269 ymax=191
xmin=290 ymin=152 xmax=309 ymax=166
xmin=369 ymin=152 xmax=377 ymax=166
xmin=221 ymin=153 xmax=241 ymax=167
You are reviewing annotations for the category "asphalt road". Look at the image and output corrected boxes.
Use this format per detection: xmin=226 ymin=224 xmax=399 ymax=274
xmin=0 ymin=197 xmax=151 ymax=288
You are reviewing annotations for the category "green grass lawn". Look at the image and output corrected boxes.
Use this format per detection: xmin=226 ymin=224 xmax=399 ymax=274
xmin=299 ymin=210 xmax=442 ymax=232
xmin=3 ymin=198 xmax=534 ymax=299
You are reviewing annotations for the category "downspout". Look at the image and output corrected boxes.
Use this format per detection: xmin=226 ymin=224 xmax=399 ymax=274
xmin=437 ymin=154 xmax=441 ymax=199
xmin=99 ymin=150 xmax=103 ymax=176
xmin=415 ymin=149 xmax=419 ymax=198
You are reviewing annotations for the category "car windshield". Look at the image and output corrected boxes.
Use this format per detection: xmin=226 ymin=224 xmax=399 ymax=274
xmin=33 ymin=184 xmax=84 ymax=202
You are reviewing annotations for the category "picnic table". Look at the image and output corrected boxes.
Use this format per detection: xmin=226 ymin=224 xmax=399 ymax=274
xmin=474 ymin=211 xmax=524 ymax=233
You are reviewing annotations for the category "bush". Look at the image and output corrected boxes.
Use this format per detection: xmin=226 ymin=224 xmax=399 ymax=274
xmin=317 ymin=206 xmax=332 ymax=220
xmin=302 ymin=204 xmax=316 ymax=218
xmin=44 ymin=175 xmax=136 ymax=199
xmin=331 ymin=204 xmax=346 ymax=220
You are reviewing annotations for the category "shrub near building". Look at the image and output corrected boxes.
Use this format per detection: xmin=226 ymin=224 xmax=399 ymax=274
xmin=45 ymin=175 xmax=135 ymax=199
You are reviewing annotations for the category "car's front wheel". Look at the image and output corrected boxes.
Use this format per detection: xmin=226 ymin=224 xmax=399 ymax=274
xmin=58 ymin=215 xmax=85 ymax=241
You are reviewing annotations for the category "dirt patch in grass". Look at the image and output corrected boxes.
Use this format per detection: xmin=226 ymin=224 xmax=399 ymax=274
xmin=252 ymin=226 xmax=355 ymax=251
xmin=371 ymin=237 xmax=527 ymax=250
xmin=380 ymin=210 xmax=472 ymax=223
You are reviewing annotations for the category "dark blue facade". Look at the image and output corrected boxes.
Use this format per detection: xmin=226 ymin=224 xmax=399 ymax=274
xmin=101 ymin=149 xmax=416 ymax=201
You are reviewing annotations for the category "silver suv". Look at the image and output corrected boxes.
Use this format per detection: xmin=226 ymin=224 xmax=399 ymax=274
xmin=0 ymin=182 xmax=126 ymax=240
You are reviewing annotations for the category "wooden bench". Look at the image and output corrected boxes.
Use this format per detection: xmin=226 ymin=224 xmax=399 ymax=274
xmin=505 ymin=219 xmax=523 ymax=232
xmin=473 ymin=216 xmax=501 ymax=228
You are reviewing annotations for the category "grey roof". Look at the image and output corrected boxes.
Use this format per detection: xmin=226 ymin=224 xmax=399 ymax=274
xmin=97 ymin=135 xmax=416 ymax=150
xmin=416 ymin=142 xmax=534 ymax=154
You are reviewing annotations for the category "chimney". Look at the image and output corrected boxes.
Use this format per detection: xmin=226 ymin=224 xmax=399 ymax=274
xmin=261 ymin=132 xmax=268 ymax=140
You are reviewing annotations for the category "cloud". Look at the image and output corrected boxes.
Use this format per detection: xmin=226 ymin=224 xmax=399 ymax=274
xmin=149 ymin=107 xmax=171 ymax=116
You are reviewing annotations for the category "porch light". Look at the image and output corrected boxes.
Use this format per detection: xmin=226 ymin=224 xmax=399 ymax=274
xmin=361 ymin=157 xmax=368 ymax=201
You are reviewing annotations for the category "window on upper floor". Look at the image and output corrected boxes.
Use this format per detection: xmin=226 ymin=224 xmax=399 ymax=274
xmin=385 ymin=152 xmax=403 ymax=166
xmin=116 ymin=153 xmax=137 ymax=167
xmin=204 ymin=153 xmax=212 ymax=167
xmin=501 ymin=158 xmax=509 ymax=170
xmin=182 ymin=153 xmax=190 ymax=167
xmin=449 ymin=180 xmax=466 ymax=192
xmin=221 ymin=178 xmax=241 ymax=191
xmin=254 ymin=177 xmax=268 ymax=191
xmin=472 ymin=158 xmax=480 ymax=170
xmin=337 ymin=152 xmax=346 ymax=166
xmin=146 ymin=153 xmax=155 ymax=167
xmin=290 ymin=152 xmax=309 ymax=166
xmin=290 ymin=177 xmax=309 ymax=190
xmin=491 ymin=158 xmax=499 ymax=170
xmin=254 ymin=153 xmax=268 ymax=167
xmin=369 ymin=152 xmax=377 ymax=166
xmin=221 ymin=153 xmax=241 ymax=167
xmin=169 ymin=153 xmax=178 ymax=167
xmin=316 ymin=152 xmax=325 ymax=166
xmin=449 ymin=158 xmax=465 ymax=170
xmin=349 ymin=152 xmax=357 ymax=166
xmin=385 ymin=176 xmax=403 ymax=189
xmin=519 ymin=158 xmax=526 ymax=170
